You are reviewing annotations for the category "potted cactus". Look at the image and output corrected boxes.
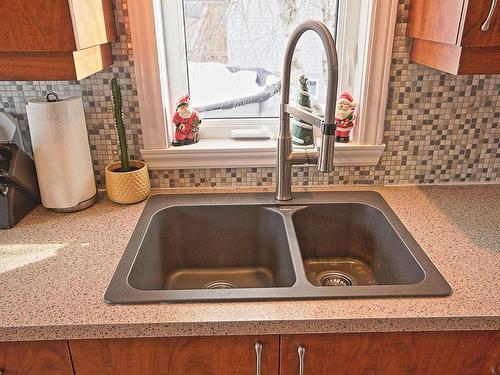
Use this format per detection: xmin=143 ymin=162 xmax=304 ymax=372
xmin=105 ymin=78 xmax=151 ymax=204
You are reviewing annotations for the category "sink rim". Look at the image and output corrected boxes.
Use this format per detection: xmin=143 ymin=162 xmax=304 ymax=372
xmin=104 ymin=191 xmax=452 ymax=304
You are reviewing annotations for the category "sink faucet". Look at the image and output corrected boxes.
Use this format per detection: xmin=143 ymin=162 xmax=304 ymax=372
xmin=276 ymin=20 xmax=339 ymax=201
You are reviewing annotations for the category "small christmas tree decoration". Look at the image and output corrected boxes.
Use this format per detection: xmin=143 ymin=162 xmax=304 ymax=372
xmin=291 ymin=75 xmax=315 ymax=148
xmin=171 ymin=95 xmax=202 ymax=146
xmin=334 ymin=92 xmax=356 ymax=143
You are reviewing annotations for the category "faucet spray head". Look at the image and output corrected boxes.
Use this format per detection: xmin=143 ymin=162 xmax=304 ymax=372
xmin=318 ymin=133 xmax=336 ymax=173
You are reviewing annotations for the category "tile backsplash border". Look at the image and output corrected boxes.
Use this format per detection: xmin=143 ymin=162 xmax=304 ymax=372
xmin=0 ymin=0 xmax=498 ymax=189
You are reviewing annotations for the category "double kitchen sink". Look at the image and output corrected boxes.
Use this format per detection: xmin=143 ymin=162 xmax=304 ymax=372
xmin=105 ymin=191 xmax=451 ymax=303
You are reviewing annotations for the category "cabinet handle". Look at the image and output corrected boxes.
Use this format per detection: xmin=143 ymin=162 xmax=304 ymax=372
xmin=481 ymin=0 xmax=498 ymax=31
xmin=298 ymin=345 xmax=305 ymax=375
xmin=255 ymin=342 xmax=262 ymax=375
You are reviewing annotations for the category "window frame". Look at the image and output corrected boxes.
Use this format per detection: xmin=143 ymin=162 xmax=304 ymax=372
xmin=128 ymin=0 xmax=397 ymax=169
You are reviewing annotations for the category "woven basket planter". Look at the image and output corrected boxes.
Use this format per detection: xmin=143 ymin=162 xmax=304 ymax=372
xmin=105 ymin=160 xmax=151 ymax=204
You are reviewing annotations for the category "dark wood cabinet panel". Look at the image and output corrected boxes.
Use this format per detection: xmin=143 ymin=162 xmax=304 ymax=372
xmin=409 ymin=0 xmax=500 ymax=74
xmin=0 ymin=0 xmax=76 ymax=52
xmin=0 ymin=331 xmax=497 ymax=374
xmin=461 ymin=0 xmax=500 ymax=46
xmin=69 ymin=335 xmax=279 ymax=375
xmin=0 ymin=340 xmax=73 ymax=375
xmin=481 ymin=331 xmax=500 ymax=374
xmin=280 ymin=331 xmax=491 ymax=375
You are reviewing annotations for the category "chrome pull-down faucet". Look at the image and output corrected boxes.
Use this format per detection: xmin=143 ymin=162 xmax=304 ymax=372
xmin=275 ymin=20 xmax=339 ymax=201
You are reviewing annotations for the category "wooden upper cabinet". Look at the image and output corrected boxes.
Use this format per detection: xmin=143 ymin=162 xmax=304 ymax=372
xmin=0 ymin=1 xmax=76 ymax=52
xmin=407 ymin=0 xmax=466 ymax=45
xmin=69 ymin=335 xmax=280 ymax=375
xmin=461 ymin=0 xmax=500 ymax=46
xmin=68 ymin=0 xmax=117 ymax=50
xmin=0 ymin=0 xmax=116 ymax=80
xmin=408 ymin=0 xmax=500 ymax=74
xmin=0 ymin=340 xmax=73 ymax=375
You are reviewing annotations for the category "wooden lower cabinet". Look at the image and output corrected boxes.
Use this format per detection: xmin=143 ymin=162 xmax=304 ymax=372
xmin=69 ymin=335 xmax=279 ymax=375
xmin=280 ymin=331 xmax=499 ymax=375
xmin=1 ymin=331 xmax=498 ymax=374
xmin=0 ymin=340 xmax=73 ymax=375
xmin=482 ymin=331 xmax=500 ymax=375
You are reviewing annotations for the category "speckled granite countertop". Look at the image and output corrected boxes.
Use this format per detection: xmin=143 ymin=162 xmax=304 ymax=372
xmin=0 ymin=185 xmax=499 ymax=341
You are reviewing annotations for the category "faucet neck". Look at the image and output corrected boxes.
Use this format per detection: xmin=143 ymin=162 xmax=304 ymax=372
xmin=276 ymin=20 xmax=339 ymax=201
xmin=280 ymin=20 xmax=339 ymax=125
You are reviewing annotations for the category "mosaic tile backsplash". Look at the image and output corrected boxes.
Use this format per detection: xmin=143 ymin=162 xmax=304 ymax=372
xmin=1 ymin=0 xmax=498 ymax=189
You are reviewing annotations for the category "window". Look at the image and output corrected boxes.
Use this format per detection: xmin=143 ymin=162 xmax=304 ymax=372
xmin=163 ymin=1 xmax=349 ymax=125
xmin=182 ymin=0 xmax=339 ymax=120
xmin=129 ymin=0 xmax=397 ymax=168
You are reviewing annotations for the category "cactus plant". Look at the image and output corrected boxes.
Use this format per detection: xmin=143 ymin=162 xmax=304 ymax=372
xmin=111 ymin=78 xmax=130 ymax=172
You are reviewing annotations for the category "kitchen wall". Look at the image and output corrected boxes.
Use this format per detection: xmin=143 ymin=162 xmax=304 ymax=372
xmin=0 ymin=0 xmax=498 ymax=189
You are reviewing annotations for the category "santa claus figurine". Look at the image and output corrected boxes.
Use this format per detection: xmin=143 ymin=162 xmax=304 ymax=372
xmin=335 ymin=92 xmax=356 ymax=143
xmin=171 ymin=95 xmax=202 ymax=146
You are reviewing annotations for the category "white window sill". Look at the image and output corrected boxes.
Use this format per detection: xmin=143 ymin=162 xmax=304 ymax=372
xmin=141 ymin=139 xmax=385 ymax=169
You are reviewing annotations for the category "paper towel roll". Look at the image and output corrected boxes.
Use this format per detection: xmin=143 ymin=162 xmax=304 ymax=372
xmin=26 ymin=96 xmax=96 ymax=210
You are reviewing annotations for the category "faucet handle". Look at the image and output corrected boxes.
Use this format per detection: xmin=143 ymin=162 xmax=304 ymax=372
xmin=283 ymin=104 xmax=323 ymax=128
xmin=283 ymin=104 xmax=336 ymax=136
xmin=284 ymin=103 xmax=336 ymax=173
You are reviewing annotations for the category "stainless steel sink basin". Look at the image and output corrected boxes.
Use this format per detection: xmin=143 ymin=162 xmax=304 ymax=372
xmin=105 ymin=192 xmax=451 ymax=303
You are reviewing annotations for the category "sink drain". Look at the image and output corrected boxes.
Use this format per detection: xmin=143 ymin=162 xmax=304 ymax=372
xmin=318 ymin=271 xmax=355 ymax=287
xmin=203 ymin=280 xmax=238 ymax=289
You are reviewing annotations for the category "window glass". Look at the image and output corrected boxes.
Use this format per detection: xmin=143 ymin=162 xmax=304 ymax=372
xmin=183 ymin=0 xmax=339 ymax=119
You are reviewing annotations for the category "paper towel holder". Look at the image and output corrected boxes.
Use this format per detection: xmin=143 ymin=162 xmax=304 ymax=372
xmin=27 ymin=93 xmax=98 ymax=213
xmin=45 ymin=91 xmax=98 ymax=212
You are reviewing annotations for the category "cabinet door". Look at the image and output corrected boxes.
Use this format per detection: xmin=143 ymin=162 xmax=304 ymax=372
xmin=281 ymin=331 xmax=490 ymax=375
xmin=481 ymin=331 xmax=500 ymax=374
xmin=0 ymin=1 xmax=76 ymax=52
xmin=69 ymin=335 xmax=279 ymax=375
xmin=0 ymin=340 xmax=73 ymax=375
xmin=461 ymin=0 xmax=500 ymax=46
xmin=408 ymin=0 xmax=465 ymax=45
xmin=65 ymin=0 xmax=116 ymax=50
